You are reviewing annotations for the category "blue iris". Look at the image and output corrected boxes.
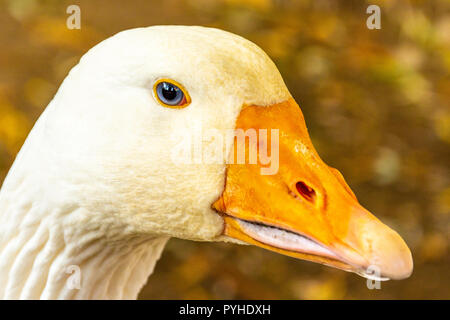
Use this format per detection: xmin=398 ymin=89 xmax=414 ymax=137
xmin=156 ymin=82 xmax=184 ymax=106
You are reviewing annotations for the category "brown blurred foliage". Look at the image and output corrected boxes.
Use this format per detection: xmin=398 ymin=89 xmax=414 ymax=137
xmin=0 ymin=0 xmax=449 ymax=299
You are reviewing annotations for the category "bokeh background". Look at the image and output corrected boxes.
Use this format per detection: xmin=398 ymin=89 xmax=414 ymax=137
xmin=0 ymin=0 xmax=449 ymax=299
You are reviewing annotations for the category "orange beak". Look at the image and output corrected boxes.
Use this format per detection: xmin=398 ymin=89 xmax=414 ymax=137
xmin=213 ymin=98 xmax=413 ymax=280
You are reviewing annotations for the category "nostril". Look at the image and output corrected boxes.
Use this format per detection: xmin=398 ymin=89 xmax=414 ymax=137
xmin=296 ymin=181 xmax=316 ymax=203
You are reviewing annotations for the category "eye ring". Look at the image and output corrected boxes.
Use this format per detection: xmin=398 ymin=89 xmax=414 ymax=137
xmin=153 ymin=79 xmax=191 ymax=109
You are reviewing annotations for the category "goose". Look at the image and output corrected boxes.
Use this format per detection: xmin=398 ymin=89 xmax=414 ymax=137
xmin=0 ymin=25 xmax=413 ymax=300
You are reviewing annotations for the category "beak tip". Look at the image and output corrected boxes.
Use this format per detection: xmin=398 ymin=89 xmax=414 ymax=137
xmin=347 ymin=214 xmax=414 ymax=280
xmin=384 ymin=244 xmax=414 ymax=280
xmin=365 ymin=223 xmax=414 ymax=280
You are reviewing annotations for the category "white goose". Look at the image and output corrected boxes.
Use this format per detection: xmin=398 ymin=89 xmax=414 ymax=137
xmin=0 ymin=26 xmax=413 ymax=300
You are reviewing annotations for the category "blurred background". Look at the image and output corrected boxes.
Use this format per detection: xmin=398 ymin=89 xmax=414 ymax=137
xmin=0 ymin=0 xmax=448 ymax=299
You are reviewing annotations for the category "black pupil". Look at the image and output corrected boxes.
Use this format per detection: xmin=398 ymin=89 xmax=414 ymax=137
xmin=161 ymin=82 xmax=179 ymax=101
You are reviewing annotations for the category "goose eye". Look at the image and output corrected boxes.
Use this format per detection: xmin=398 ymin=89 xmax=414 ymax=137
xmin=154 ymin=80 xmax=190 ymax=108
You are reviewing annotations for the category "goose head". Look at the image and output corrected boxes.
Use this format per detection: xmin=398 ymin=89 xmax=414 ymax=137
xmin=2 ymin=26 xmax=412 ymax=290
